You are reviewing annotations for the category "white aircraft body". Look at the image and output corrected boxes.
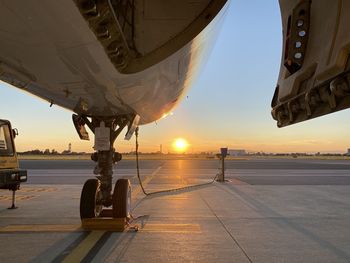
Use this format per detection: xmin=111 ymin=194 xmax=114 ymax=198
xmin=0 ymin=0 xmax=228 ymax=125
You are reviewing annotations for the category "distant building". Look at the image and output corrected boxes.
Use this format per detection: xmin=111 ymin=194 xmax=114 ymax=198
xmin=62 ymin=143 xmax=72 ymax=154
xmin=228 ymin=149 xmax=246 ymax=156
xmin=347 ymin=149 xmax=350 ymax=156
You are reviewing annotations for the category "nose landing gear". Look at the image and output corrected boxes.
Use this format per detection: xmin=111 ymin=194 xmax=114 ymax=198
xmin=74 ymin=115 xmax=137 ymax=230
xmin=80 ymin=178 xmax=131 ymax=222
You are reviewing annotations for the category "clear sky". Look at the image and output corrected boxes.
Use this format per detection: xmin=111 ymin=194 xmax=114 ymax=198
xmin=1 ymin=0 xmax=350 ymax=154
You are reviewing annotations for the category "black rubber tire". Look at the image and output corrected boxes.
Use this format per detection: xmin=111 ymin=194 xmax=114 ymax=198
xmin=112 ymin=179 xmax=131 ymax=218
xmin=80 ymin=179 xmax=101 ymax=219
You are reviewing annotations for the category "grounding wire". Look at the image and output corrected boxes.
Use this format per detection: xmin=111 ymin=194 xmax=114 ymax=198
xmin=134 ymin=127 xmax=219 ymax=196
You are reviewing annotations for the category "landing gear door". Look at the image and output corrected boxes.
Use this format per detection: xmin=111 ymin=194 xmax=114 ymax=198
xmin=125 ymin=115 xmax=140 ymax=141
xmin=72 ymin=114 xmax=90 ymax=141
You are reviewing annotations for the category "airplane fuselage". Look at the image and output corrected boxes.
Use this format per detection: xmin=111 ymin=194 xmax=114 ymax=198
xmin=0 ymin=0 xmax=228 ymax=124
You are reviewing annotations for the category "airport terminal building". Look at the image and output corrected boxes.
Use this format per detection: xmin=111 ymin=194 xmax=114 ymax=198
xmin=228 ymin=149 xmax=246 ymax=156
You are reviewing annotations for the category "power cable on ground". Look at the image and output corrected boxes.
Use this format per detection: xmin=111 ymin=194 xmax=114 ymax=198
xmin=134 ymin=127 xmax=219 ymax=196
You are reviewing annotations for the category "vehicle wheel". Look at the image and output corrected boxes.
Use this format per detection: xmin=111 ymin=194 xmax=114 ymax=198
xmin=112 ymin=179 xmax=131 ymax=218
xmin=80 ymin=179 xmax=103 ymax=219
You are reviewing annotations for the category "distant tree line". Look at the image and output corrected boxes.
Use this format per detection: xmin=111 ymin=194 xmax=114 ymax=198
xmin=18 ymin=149 xmax=87 ymax=155
xmin=16 ymin=149 xmax=350 ymax=157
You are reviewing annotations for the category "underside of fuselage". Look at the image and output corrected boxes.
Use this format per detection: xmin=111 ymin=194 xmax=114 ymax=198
xmin=0 ymin=0 xmax=228 ymax=124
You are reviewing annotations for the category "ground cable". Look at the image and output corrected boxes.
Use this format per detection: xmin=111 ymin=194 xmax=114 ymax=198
xmin=134 ymin=127 xmax=219 ymax=196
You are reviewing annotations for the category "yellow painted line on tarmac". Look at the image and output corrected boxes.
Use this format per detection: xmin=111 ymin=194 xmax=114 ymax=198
xmin=20 ymin=187 xmax=58 ymax=193
xmin=0 ymin=222 xmax=202 ymax=233
xmin=140 ymin=223 xmax=201 ymax=234
xmin=0 ymin=195 xmax=37 ymax=201
xmin=132 ymin=166 xmax=162 ymax=198
xmin=62 ymin=231 xmax=105 ymax=263
xmin=0 ymin=224 xmax=81 ymax=232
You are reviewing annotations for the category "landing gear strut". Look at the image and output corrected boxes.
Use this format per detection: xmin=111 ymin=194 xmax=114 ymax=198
xmin=75 ymin=115 xmax=135 ymax=221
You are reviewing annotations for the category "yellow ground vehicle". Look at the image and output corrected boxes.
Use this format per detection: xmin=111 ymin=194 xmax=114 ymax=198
xmin=0 ymin=119 xmax=27 ymax=209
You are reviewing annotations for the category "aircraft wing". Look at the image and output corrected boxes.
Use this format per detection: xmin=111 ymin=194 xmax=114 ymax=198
xmin=272 ymin=0 xmax=350 ymax=127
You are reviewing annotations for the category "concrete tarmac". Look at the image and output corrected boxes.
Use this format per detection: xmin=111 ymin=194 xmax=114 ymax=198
xmin=0 ymin=158 xmax=349 ymax=262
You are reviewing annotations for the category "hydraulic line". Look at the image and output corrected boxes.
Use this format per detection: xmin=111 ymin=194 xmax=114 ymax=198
xmin=134 ymin=127 xmax=218 ymax=196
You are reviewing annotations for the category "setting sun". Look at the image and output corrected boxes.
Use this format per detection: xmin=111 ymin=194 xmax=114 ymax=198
xmin=173 ymin=138 xmax=189 ymax=153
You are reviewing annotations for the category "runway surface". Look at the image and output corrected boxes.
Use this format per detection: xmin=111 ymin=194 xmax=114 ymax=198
xmin=0 ymin=158 xmax=349 ymax=262
xmin=19 ymin=158 xmax=350 ymax=170
xmin=20 ymin=158 xmax=350 ymax=185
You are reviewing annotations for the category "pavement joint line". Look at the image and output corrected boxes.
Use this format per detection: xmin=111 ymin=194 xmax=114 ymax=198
xmin=62 ymin=231 xmax=105 ymax=263
xmin=200 ymin=194 xmax=253 ymax=263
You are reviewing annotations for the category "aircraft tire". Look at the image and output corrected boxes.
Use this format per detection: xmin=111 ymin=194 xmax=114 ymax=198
xmin=112 ymin=179 xmax=131 ymax=218
xmin=80 ymin=179 xmax=102 ymax=219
